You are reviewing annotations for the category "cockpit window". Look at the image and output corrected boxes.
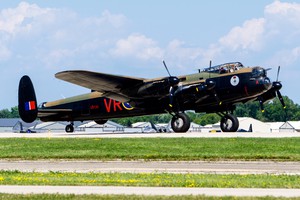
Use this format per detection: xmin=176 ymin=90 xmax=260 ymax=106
xmin=251 ymin=67 xmax=266 ymax=78
xmin=203 ymin=62 xmax=244 ymax=74
xmin=39 ymin=102 xmax=47 ymax=108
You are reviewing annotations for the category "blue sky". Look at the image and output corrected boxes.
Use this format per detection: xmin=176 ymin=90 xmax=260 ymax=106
xmin=0 ymin=0 xmax=299 ymax=109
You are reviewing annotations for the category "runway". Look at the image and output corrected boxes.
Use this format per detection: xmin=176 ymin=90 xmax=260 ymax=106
xmin=0 ymin=160 xmax=299 ymax=175
xmin=0 ymin=160 xmax=299 ymax=197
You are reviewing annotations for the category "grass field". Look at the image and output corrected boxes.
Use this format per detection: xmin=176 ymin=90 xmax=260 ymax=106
xmin=0 ymin=137 xmax=298 ymax=199
xmin=0 ymin=171 xmax=298 ymax=188
xmin=0 ymin=137 xmax=299 ymax=161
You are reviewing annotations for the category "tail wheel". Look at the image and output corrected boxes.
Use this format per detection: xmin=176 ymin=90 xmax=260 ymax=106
xmin=171 ymin=113 xmax=190 ymax=133
xmin=220 ymin=114 xmax=239 ymax=132
xmin=65 ymin=124 xmax=74 ymax=133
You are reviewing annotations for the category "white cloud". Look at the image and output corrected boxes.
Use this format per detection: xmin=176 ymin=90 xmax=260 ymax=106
xmin=110 ymin=33 xmax=163 ymax=60
xmin=0 ymin=2 xmax=128 ymax=69
xmin=97 ymin=10 xmax=128 ymax=28
xmin=265 ymin=0 xmax=300 ymax=17
xmin=218 ymin=18 xmax=265 ymax=52
xmin=200 ymin=0 xmax=300 ymax=68
xmin=0 ymin=2 xmax=52 ymax=35
xmin=264 ymin=0 xmax=300 ymax=44
xmin=166 ymin=40 xmax=203 ymax=60
xmin=267 ymin=47 xmax=300 ymax=67
xmin=162 ymin=39 xmax=207 ymax=69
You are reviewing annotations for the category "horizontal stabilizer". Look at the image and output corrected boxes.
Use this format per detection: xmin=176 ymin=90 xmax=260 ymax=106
xmin=18 ymin=75 xmax=38 ymax=123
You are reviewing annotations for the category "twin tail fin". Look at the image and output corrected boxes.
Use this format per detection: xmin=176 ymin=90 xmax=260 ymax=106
xmin=18 ymin=75 xmax=38 ymax=123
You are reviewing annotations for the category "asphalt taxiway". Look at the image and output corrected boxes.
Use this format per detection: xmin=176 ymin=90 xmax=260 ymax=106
xmin=0 ymin=160 xmax=299 ymax=175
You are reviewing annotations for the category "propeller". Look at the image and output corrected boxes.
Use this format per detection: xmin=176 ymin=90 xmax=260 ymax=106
xmin=205 ymin=79 xmax=222 ymax=106
xmin=258 ymin=97 xmax=265 ymax=113
xmin=276 ymin=65 xmax=280 ymax=82
xmin=276 ymin=90 xmax=286 ymax=109
xmin=163 ymin=60 xmax=179 ymax=108
xmin=274 ymin=66 xmax=286 ymax=109
xmin=163 ymin=60 xmax=172 ymax=77
xmin=274 ymin=68 xmax=287 ymax=119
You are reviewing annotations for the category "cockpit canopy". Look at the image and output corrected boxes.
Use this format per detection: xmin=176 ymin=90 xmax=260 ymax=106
xmin=203 ymin=62 xmax=244 ymax=74
xmin=251 ymin=67 xmax=267 ymax=78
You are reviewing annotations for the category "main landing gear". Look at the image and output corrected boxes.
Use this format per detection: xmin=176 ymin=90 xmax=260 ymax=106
xmin=65 ymin=122 xmax=74 ymax=133
xmin=219 ymin=113 xmax=239 ymax=132
xmin=170 ymin=112 xmax=239 ymax=133
xmin=170 ymin=113 xmax=191 ymax=133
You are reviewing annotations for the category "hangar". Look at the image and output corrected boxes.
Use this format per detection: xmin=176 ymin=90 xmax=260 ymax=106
xmin=0 ymin=118 xmax=299 ymax=133
xmin=0 ymin=118 xmax=37 ymax=133
xmin=279 ymin=121 xmax=300 ymax=132
xmin=237 ymin=117 xmax=271 ymax=132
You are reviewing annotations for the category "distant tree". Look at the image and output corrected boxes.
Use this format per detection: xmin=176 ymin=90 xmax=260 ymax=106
xmin=234 ymin=96 xmax=300 ymax=122
xmin=234 ymin=102 xmax=261 ymax=119
xmin=0 ymin=106 xmax=20 ymax=118
xmin=9 ymin=106 xmax=20 ymax=118
xmin=263 ymin=96 xmax=300 ymax=122
xmin=193 ymin=113 xmax=220 ymax=126
xmin=0 ymin=109 xmax=11 ymax=118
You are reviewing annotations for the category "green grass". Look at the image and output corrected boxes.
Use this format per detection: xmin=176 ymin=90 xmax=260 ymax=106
xmin=0 ymin=137 xmax=299 ymax=161
xmin=0 ymin=138 xmax=298 ymax=199
xmin=0 ymin=171 xmax=299 ymax=188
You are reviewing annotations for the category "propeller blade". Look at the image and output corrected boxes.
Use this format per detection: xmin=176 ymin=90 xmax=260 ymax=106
xmin=276 ymin=66 xmax=280 ymax=82
xmin=212 ymin=90 xmax=222 ymax=106
xmin=169 ymin=86 xmax=175 ymax=108
xmin=163 ymin=60 xmax=171 ymax=77
xmin=162 ymin=61 xmax=180 ymax=108
xmin=276 ymin=90 xmax=286 ymax=109
xmin=258 ymin=97 xmax=265 ymax=113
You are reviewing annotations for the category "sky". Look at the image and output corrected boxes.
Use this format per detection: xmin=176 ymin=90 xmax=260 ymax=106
xmin=0 ymin=0 xmax=300 ymax=109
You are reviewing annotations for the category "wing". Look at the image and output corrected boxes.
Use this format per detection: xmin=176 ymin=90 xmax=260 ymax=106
xmin=55 ymin=70 xmax=145 ymax=102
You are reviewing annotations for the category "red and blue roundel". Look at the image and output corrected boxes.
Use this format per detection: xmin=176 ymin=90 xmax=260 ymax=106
xmin=230 ymin=75 xmax=239 ymax=86
xmin=122 ymin=102 xmax=134 ymax=110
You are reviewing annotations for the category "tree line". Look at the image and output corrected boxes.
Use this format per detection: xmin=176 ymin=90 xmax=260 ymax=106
xmin=1 ymin=96 xmax=299 ymax=126
xmin=0 ymin=106 xmax=19 ymax=118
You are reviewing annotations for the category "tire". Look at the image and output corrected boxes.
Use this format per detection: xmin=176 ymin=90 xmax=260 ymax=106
xmin=171 ymin=113 xmax=191 ymax=133
xmin=95 ymin=119 xmax=108 ymax=125
xmin=65 ymin=124 xmax=74 ymax=133
xmin=220 ymin=114 xmax=239 ymax=132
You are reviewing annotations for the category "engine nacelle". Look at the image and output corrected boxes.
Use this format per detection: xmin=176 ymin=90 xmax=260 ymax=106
xmin=137 ymin=77 xmax=179 ymax=97
xmin=175 ymin=79 xmax=216 ymax=96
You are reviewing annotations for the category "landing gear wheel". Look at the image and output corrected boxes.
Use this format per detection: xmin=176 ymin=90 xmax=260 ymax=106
xmin=171 ymin=113 xmax=191 ymax=133
xmin=220 ymin=114 xmax=239 ymax=132
xmin=65 ymin=124 xmax=74 ymax=133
